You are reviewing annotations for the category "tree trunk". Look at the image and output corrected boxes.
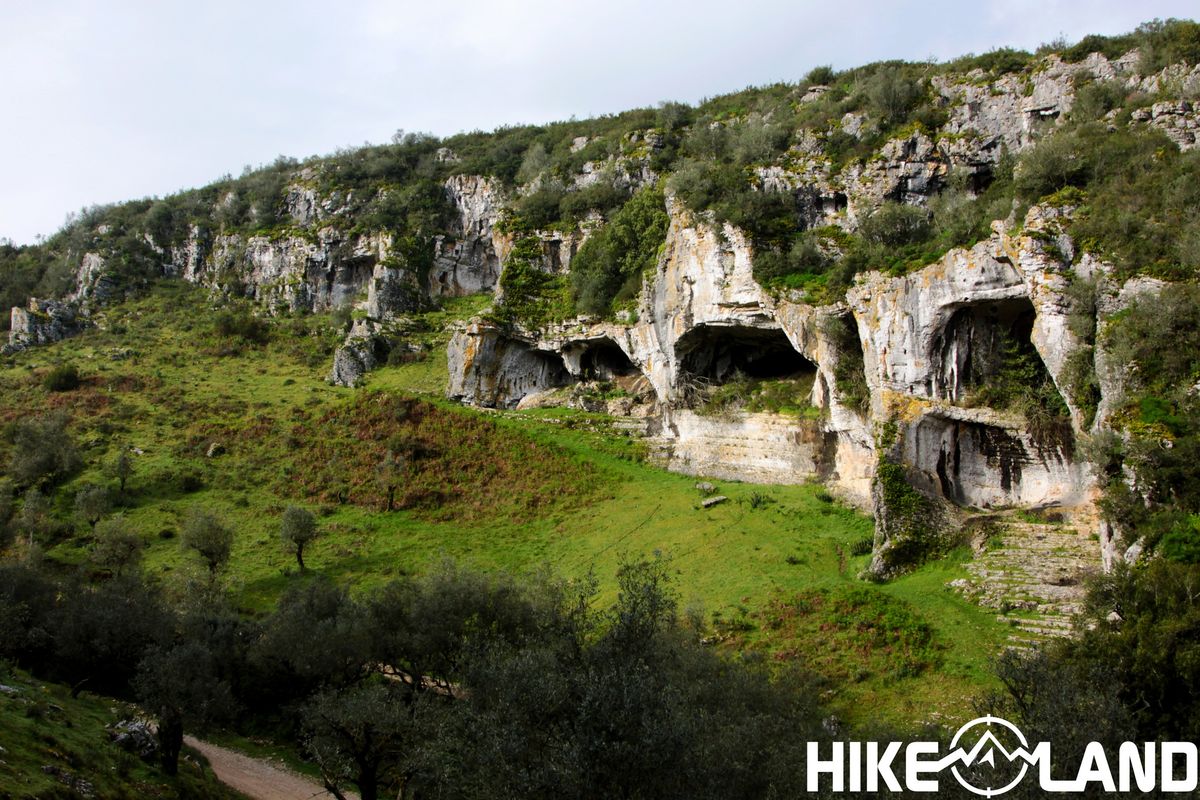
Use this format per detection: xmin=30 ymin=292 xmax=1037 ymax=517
xmin=296 ymin=545 xmax=306 ymax=572
xmin=358 ymin=764 xmax=378 ymax=800
xmin=159 ymin=714 xmax=184 ymax=776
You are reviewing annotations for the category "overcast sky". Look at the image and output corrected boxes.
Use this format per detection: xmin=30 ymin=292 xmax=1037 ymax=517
xmin=1 ymin=1 xmax=1195 ymax=244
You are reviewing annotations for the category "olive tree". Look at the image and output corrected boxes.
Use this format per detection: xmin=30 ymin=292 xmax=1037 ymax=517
xmin=279 ymin=505 xmax=318 ymax=572
xmin=92 ymin=516 xmax=143 ymax=577
xmin=135 ymin=642 xmax=236 ymax=776
xmin=181 ymin=509 xmax=233 ymax=577
xmin=74 ymin=483 xmax=111 ymax=530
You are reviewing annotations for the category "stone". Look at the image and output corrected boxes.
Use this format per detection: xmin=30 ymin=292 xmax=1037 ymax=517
xmin=206 ymin=442 xmax=225 ymax=458
xmin=4 ymin=298 xmax=85 ymax=354
xmin=694 ymin=482 xmax=716 ymax=494
xmin=701 ymin=495 xmax=728 ymax=508
xmin=109 ymin=719 xmax=158 ymax=760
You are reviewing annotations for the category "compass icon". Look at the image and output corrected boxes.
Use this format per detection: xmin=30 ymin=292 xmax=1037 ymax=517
xmin=948 ymin=715 xmax=1032 ymax=797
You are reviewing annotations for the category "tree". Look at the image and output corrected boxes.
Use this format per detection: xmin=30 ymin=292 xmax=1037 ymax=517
xmin=374 ymin=450 xmax=406 ymax=512
xmin=53 ymin=573 xmax=171 ymax=697
xmin=74 ymin=483 xmax=110 ymax=530
xmin=0 ymin=480 xmax=13 ymax=549
xmin=302 ymin=682 xmax=416 ymax=800
xmin=251 ymin=578 xmax=370 ymax=697
xmin=280 ymin=505 xmax=318 ymax=572
xmin=15 ymin=487 xmax=50 ymax=548
xmin=181 ymin=509 xmax=233 ymax=577
xmin=92 ymin=516 xmax=143 ymax=577
xmin=135 ymin=642 xmax=236 ymax=776
xmin=107 ymin=447 xmax=134 ymax=498
xmin=6 ymin=412 xmax=80 ymax=488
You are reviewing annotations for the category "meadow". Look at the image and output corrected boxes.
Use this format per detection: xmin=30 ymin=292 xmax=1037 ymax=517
xmin=0 ymin=282 xmax=1009 ymax=727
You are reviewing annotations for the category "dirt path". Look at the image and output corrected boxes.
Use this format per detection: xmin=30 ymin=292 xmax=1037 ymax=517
xmin=184 ymin=736 xmax=359 ymax=800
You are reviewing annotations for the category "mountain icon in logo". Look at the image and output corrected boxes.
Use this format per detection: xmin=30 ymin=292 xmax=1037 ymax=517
xmin=943 ymin=716 xmax=1035 ymax=797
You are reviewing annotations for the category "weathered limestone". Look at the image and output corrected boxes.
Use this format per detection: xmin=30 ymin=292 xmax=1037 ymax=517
xmin=431 ymin=175 xmax=506 ymax=298
xmin=5 ymin=298 xmax=86 ymax=353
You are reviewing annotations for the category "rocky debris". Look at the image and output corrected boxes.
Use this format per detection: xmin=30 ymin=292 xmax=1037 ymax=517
xmin=1131 ymin=100 xmax=1198 ymax=151
xmin=108 ymin=719 xmax=158 ymax=760
xmin=4 ymin=298 xmax=86 ymax=354
xmin=0 ymin=684 xmax=20 ymax=696
xmin=206 ymin=442 xmax=226 ymax=458
xmin=41 ymin=765 xmax=96 ymax=798
xmin=701 ymin=495 xmax=728 ymax=508
xmin=695 ymin=482 xmax=716 ymax=494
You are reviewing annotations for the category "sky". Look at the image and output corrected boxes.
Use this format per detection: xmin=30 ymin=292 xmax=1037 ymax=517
xmin=1 ymin=0 xmax=1195 ymax=244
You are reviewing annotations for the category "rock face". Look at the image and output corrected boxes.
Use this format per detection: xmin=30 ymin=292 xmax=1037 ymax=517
xmin=446 ymin=197 xmax=1124 ymax=579
xmin=431 ymin=176 xmax=506 ymax=297
xmin=5 ymin=298 xmax=85 ymax=353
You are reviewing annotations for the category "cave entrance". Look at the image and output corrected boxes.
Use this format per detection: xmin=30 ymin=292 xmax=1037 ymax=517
xmin=579 ymin=339 xmax=639 ymax=381
xmin=932 ymin=297 xmax=1073 ymax=452
xmin=677 ymin=325 xmax=815 ymax=382
xmin=933 ymin=297 xmax=1040 ymax=402
xmin=675 ymin=325 xmax=818 ymax=413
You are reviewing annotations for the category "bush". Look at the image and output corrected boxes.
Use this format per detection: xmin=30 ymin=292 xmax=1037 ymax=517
xmin=214 ymin=310 xmax=270 ymax=345
xmin=43 ymin=364 xmax=80 ymax=392
xmin=570 ymin=184 xmax=669 ymax=316
xmin=858 ymin=201 xmax=931 ymax=246
xmin=6 ymin=413 xmax=81 ymax=488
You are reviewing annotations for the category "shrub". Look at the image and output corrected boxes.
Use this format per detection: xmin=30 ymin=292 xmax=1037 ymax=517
xmin=6 ymin=413 xmax=81 ymax=488
xmin=858 ymin=202 xmax=931 ymax=246
xmin=214 ymin=310 xmax=270 ymax=344
xmin=43 ymin=364 xmax=80 ymax=392
xmin=570 ymin=184 xmax=669 ymax=316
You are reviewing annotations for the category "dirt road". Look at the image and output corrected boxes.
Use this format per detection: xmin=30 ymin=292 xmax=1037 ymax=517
xmin=184 ymin=736 xmax=359 ymax=800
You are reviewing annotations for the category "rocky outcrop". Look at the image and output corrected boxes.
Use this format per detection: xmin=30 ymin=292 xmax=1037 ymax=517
xmin=447 ymin=197 xmax=1122 ymax=578
xmin=329 ymin=319 xmax=390 ymax=388
xmin=4 ymin=298 xmax=86 ymax=353
xmin=447 ymin=322 xmax=571 ymax=407
xmin=431 ymin=175 xmax=506 ymax=298
xmin=1131 ymin=100 xmax=1198 ymax=151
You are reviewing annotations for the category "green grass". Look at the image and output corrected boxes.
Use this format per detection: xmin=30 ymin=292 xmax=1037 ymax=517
xmin=0 ymin=666 xmax=238 ymax=799
xmin=0 ymin=282 xmax=1010 ymax=727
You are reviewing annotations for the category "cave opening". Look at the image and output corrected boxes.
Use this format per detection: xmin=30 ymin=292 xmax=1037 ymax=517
xmin=932 ymin=297 xmax=1073 ymax=451
xmin=677 ymin=325 xmax=816 ymax=383
xmin=933 ymin=297 xmax=1042 ymax=402
xmin=579 ymin=339 xmax=639 ymax=381
xmin=675 ymin=325 xmax=820 ymax=415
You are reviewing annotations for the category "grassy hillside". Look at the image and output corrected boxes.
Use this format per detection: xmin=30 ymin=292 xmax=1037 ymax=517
xmin=0 ymin=283 xmax=1008 ymax=728
xmin=0 ymin=666 xmax=239 ymax=799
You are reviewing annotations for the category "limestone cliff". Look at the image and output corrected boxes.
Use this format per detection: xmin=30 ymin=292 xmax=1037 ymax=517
xmin=8 ymin=36 xmax=1198 ymax=584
